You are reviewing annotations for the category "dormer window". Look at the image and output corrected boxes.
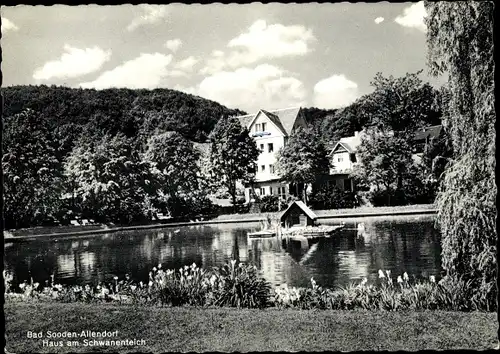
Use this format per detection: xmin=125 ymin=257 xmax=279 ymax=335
xmin=261 ymin=122 xmax=267 ymax=131
xmin=255 ymin=123 xmax=261 ymax=132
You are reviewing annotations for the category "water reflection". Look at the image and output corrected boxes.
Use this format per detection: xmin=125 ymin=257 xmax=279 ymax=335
xmin=4 ymin=215 xmax=442 ymax=288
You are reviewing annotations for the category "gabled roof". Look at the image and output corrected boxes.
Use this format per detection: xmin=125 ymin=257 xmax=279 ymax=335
xmin=280 ymin=200 xmax=318 ymax=221
xmin=330 ymin=134 xmax=363 ymax=155
xmin=413 ymin=125 xmax=442 ymax=141
xmin=234 ymin=107 xmax=302 ymax=137
xmin=260 ymin=110 xmax=287 ymax=136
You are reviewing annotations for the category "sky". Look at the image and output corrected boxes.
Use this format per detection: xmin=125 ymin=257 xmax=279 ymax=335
xmin=1 ymin=2 xmax=446 ymax=114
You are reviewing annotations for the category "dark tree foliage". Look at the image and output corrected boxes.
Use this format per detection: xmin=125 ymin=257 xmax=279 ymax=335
xmin=301 ymin=107 xmax=338 ymax=134
xmin=64 ymin=133 xmax=157 ymax=224
xmin=208 ymin=116 xmax=260 ymax=212
xmin=276 ymin=127 xmax=330 ymax=204
xmin=2 ymin=85 xmax=246 ymax=147
xmin=308 ymin=185 xmax=356 ymax=210
xmin=2 ymin=109 xmax=65 ymax=229
xmin=426 ymin=1 xmax=496 ymax=310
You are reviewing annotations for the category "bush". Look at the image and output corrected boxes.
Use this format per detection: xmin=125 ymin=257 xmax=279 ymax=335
xmin=212 ymin=261 xmax=271 ymax=308
xmin=259 ymin=195 xmax=280 ymax=212
xmin=309 ymin=185 xmax=356 ymax=210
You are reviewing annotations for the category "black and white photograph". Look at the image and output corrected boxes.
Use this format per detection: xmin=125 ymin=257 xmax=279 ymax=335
xmin=2 ymin=1 xmax=497 ymax=352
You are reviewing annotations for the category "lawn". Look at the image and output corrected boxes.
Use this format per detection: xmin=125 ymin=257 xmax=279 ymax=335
xmin=5 ymin=301 xmax=497 ymax=352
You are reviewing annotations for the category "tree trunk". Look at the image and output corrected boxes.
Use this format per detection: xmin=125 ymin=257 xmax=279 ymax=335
xmin=303 ymin=183 xmax=308 ymax=205
xmin=231 ymin=182 xmax=237 ymax=214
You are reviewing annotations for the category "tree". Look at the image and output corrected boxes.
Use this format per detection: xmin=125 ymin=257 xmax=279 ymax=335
xmin=65 ymin=133 xmax=156 ymax=224
xmin=351 ymin=71 xmax=443 ymax=205
xmin=351 ymin=131 xmax=414 ymax=206
xmin=276 ymin=127 xmax=330 ymax=204
xmin=426 ymin=1 xmax=496 ymax=310
xmin=144 ymin=131 xmax=200 ymax=200
xmin=2 ymin=109 xmax=65 ymax=229
xmin=208 ymin=116 xmax=259 ymax=212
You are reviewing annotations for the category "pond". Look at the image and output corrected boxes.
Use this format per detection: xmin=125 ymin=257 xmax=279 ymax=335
xmin=4 ymin=214 xmax=443 ymax=288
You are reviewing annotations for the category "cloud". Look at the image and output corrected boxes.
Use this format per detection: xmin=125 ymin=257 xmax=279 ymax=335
xmin=174 ymin=56 xmax=199 ymax=72
xmin=127 ymin=5 xmax=169 ymax=32
xmin=313 ymin=74 xmax=360 ymax=109
xmin=79 ymin=52 xmax=173 ymax=89
xmin=395 ymin=1 xmax=427 ymax=32
xmin=200 ymin=20 xmax=315 ymax=74
xmin=374 ymin=17 xmax=385 ymax=24
xmin=165 ymin=39 xmax=182 ymax=52
xmin=1 ymin=17 xmax=19 ymax=33
xmin=188 ymin=64 xmax=306 ymax=112
xmin=33 ymin=45 xmax=111 ymax=81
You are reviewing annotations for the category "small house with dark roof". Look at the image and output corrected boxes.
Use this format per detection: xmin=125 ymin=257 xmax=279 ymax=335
xmin=233 ymin=107 xmax=308 ymax=203
xmin=280 ymin=201 xmax=318 ymax=228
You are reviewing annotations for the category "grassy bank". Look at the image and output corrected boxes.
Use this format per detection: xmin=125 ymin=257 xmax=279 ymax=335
xmin=5 ymin=301 xmax=496 ymax=352
xmin=214 ymin=203 xmax=437 ymax=221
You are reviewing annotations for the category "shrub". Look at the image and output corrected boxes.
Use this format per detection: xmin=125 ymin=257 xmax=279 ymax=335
xmin=259 ymin=195 xmax=280 ymax=212
xmin=309 ymin=185 xmax=356 ymax=210
xmin=212 ymin=260 xmax=271 ymax=309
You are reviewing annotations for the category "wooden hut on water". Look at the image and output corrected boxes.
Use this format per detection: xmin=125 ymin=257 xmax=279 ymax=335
xmin=280 ymin=201 xmax=318 ymax=228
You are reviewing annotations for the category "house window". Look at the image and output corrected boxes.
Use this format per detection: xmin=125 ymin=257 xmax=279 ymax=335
xmin=261 ymin=123 xmax=267 ymax=131
xmin=255 ymin=124 xmax=261 ymax=132
xmin=338 ymin=156 xmax=343 ymax=162
xmin=260 ymin=144 xmax=264 ymax=151
xmin=260 ymin=187 xmax=265 ymax=195
xmin=268 ymin=143 xmax=274 ymax=152
xmin=269 ymin=187 xmax=273 ymax=195
xmin=350 ymin=153 xmax=357 ymax=163
xmin=261 ymin=165 xmax=265 ymax=172
xmin=278 ymin=186 xmax=286 ymax=198
xmin=270 ymin=164 xmax=275 ymax=174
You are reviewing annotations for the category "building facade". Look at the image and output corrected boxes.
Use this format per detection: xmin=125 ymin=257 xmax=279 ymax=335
xmin=234 ymin=107 xmax=307 ymax=203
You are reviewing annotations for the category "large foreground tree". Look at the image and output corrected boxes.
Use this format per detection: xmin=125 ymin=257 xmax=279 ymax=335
xmin=2 ymin=109 xmax=64 ymax=229
xmin=276 ymin=127 xmax=330 ymax=204
xmin=208 ymin=116 xmax=259 ymax=211
xmin=426 ymin=1 xmax=496 ymax=310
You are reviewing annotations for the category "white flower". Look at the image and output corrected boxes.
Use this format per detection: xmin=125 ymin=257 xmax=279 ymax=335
xmin=378 ymin=270 xmax=385 ymax=278
xmin=183 ymin=265 xmax=189 ymax=271
xmin=139 ymin=281 xmax=144 ymax=288
xmin=148 ymin=281 xmax=153 ymax=287
xmin=385 ymin=270 xmax=391 ymax=278
xmin=158 ymin=263 xmax=162 ymax=269
xmin=113 ymin=276 xmax=118 ymax=280
xmin=361 ymin=278 xmax=367 ymax=286
xmin=310 ymin=277 xmax=317 ymax=288
xmin=130 ymin=285 xmax=137 ymax=291
xmin=239 ymin=263 xmax=244 ymax=268
xmin=19 ymin=283 xmax=26 ymax=290
xmin=191 ymin=262 xmax=197 ymax=270
xmin=397 ymin=276 xmax=403 ymax=283
xmin=33 ymin=282 xmax=40 ymax=290
xmin=231 ymin=260 xmax=237 ymax=268
xmin=97 ymin=285 xmax=101 ymax=290
xmin=429 ymin=275 xmax=436 ymax=283
xmin=403 ymin=272 xmax=409 ymax=281
xmin=153 ymin=267 xmax=157 ymax=272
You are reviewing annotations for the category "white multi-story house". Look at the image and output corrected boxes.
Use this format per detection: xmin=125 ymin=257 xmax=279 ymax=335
xmin=234 ymin=107 xmax=308 ymax=203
